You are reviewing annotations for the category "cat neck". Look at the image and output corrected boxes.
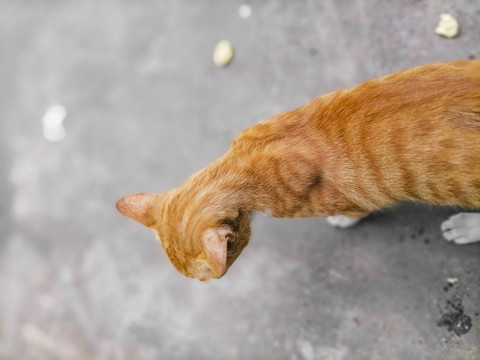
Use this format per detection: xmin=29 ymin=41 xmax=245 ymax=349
xmin=180 ymin=121 xmax=328 ymax=219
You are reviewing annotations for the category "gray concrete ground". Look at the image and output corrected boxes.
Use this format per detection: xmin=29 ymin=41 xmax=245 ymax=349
xmin=1 ymin=1 xmax=480 ymax=359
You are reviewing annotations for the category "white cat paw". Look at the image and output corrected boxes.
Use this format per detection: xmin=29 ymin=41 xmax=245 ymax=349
xmin=326 ymin=215 xmax=362 ymax=229
xmin=441 ymin=212 xmax=480 ymax=244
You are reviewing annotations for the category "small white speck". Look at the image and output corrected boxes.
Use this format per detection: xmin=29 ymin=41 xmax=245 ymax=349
xmin=42 ymin=105 xmax=66 ymax=129
xmin=43 ymin=125 xmax=66 ymax=142
xmin=238 ymin=4 xmax=252 ymax=18
xmin=42 ymin=105 xmax=67 ymax=142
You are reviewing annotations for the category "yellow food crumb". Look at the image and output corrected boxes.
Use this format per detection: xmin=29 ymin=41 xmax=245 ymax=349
xmin=435 ymin=13 xmax=460 ymax=38
xmin=213 ymin=40 xmax=234 ymax=67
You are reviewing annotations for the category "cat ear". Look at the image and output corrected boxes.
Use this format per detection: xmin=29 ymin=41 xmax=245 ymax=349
xmin=201 ymin=226 xmax=233 ymax=278
xmin=116 ymin=193 xmax=159 ymax=227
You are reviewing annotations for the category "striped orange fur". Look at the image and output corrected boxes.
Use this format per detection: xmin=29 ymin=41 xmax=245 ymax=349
xmin=117 ymin=60 xmax=480 ymax=281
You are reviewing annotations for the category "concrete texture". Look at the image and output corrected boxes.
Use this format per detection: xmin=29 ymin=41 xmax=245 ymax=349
xmin=1 ymin=1 xmax=480 ymax=359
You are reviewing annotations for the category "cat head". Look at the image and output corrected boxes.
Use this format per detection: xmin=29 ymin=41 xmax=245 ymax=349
xmin=116 ymin=191 xmax=251 ymax=281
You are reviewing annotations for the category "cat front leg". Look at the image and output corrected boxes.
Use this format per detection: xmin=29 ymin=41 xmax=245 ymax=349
xmin=441 ymin=213 xmax=480 ymax=244
xmin=326 ymin=215 xmax=365 ymax=229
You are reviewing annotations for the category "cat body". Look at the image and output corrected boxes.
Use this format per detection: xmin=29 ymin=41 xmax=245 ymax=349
xmin=117 ymin=60 xmax=480 ymax=281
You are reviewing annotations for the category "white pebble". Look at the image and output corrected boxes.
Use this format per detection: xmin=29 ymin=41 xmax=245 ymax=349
xmin=42 ymin=105 xmax=67 ymax=129
xmin=213 ymin=40 xmax=235 ymax=67
xmin=435 ymin=13 xmax=460 ymax=38
xmin=42 ymin=104 xmax=67 ymax=142
xmin=238 ymin=4 xmax=252 ymax=18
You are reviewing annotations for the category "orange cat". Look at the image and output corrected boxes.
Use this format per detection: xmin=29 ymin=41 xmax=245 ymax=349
xmin=117 ymin=60 xmax=480 ymax=281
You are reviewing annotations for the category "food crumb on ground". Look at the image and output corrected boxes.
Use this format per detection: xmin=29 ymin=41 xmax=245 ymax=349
xmin=213 ymin=40 xmax=235 ymax=67
xmin=435 ymin=13 xmax=460 ymax=38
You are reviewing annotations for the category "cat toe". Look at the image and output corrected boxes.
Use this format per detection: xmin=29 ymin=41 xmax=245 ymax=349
xmin=441 ymin=213 xmax=480 ymax=244
xmin=452 ymin=236 xmax=476 ymax=245
xmin=442 ymin=228 xmax=465 ymax=242
xmin=440 ymin=218 xmax=454 ymax=232
xmin=326 ymin=215 xmax=362 ymax=229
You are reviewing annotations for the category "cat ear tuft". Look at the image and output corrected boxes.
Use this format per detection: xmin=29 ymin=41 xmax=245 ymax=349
xmin=201 ymin=226 xmax=233 ymax=278
xmin=116 ymin=193 xmax=158 ymax=227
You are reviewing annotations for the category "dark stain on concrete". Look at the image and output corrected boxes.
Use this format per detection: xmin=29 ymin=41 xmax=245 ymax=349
xmin=437 ymin=297 xmax=472 ymax=337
